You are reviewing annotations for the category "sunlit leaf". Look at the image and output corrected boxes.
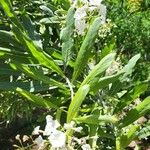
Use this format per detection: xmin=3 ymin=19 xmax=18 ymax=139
xmin=60 ymin=7 xmax=75 ymax=65
xmin=16 ymin=87 xmax=58 ymax=109
xmin=74 ymin=115 xmax=118 ymax=125
xmin=72 ymin=17 xmax=101 ymax=81
xmin=119 ymin=96 xmax=150 ymax=128
xmin=67 ymin=84 xmax=90 ymax=123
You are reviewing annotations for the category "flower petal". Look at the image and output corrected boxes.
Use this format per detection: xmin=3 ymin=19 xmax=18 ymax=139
xmin=35 ymin=135 xmax=45 ymax=148
xmin=99 ymin=4 xmax=107 ymax=24
xmin=75 ymin=19 xmax=87 ymax=35
xmin=64 ymin=121 xmax=75 ymax=130
xmin=32 ymin=126 xmax=40 ymax=135
xmin=48 ymin=130 xmax=66 ymax=148
xmin=81 ymin=144 xmax=91 ymax=150
xmin=89 ymin=0 xmax=102 ymax=6
xmin=44 ymin=115 xmax=60 ymax=136
xmin=74 ymin=6 xmax=87 ymax=20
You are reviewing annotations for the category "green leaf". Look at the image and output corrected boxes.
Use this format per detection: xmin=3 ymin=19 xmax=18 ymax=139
xmin=81 ymin=53 xmax=116 ymax=86
xmin=121 ymin=54 xmax=141 ymax=79
xmin=74 ymin=115 xmax=118 ymax=125
xmin=119 ymin=96 xmax=150 ymax=128
xmin=0 ymin=81 xmax=50 ymax=92
xmin=0 ymin=47 xmax=35 ymax=64
xmin=21 ymin=13 xmax=42 ymax=49
xmin=11 ymin=26 xmax=64 ymax=77
xmin=90 ymin=72 xmax=123 ymax=94
xmin=72 ymin=17 xmax=101 ymax=81
xmin=0 ymin=30 xmax=23 ymax=50
xmin=60 ymin=7 xmax=75 ymax=65
xmin=0 ymin=0 xmax=64 ymax=77
xmin=0 ymin=0 xmax=24 ymax=31
xmin=0 ymin=47 xmax=26 ymax=56
xmin=100 ymin=40 xmax=116 ymax=59
xmin=116 ymin=125 xmax=139 ymax=149
xmin=0 ymin=64 xmax=20 ymax=75
xmin=10 ymin=62 xmax=67 ymax=91
xmin=67 ymin=85 xmax=90 ymax=123
xmin=40 ymin=17 xmax=60 ymax=24
xmin=16 ymin=87 xmax=58 ymax=109
xmin=114 ymin=82 xmax=148 ymax=113
xmin=39 ymin=5 xmax=54 ymax=16
xmin=138 ymin=124 xmax=150 ymax=139
xmin=89 ymin=108 xmax=100 ymax=149
xmin=108 ymin=54 xmax=141 ymax=96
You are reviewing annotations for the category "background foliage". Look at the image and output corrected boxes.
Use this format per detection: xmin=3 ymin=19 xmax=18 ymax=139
xmin=0 ymin=0 xmax=150 ymax=149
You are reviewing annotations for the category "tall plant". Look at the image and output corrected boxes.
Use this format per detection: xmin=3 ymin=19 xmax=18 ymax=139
xmin=0 ymin=0 xmax=149 ymax=149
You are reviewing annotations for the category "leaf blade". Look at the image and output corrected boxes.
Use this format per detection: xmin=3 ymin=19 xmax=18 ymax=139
xmin=119 ymin=96 xmax=150 ymax=128
xmin=60 ymin=7 xmax=75 ymax=65
xmin=16 ymin=87 xmax=58 ymax=109
xmin=67 ymin=84 xmax=90 ymax=123
xmin=72 ymin=17 xmax=101 ymax=81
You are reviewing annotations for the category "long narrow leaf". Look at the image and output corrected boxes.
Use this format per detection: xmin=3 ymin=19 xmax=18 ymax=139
xmin=60 ymin=7 xmax=75 ymax=65
xmin=90 ymin=72 xmax=123 ymax=94
xmin=0 ymin=81 xmax=50 ymax=92
xmin=67 ymin=85 xmax=90 ymax=123
xmin=121 ymin=54 xmax=141 ymax=80
xmin=0 ymin=0 xmax=24 ymax=31
xmin=72 ymin=17 xmax=101 ymax=81
xmin=109 ymin=54 xmax=141 ymax=96
xmin=0 ymin=0 xmax=64 ymax=77
xmin=116 ymin=125 xmax=139 ymax=150
xmin=74 ymin=115 xmax=118 ymax=124
xmin=114 ymin=83 xmax=148 ymax=113
xmin=81 ymin=53 xmax=116 ymax=86
xmin=0 ymin=47 xmax=37 ymax=64
xmin=119 ymin=96 xmax=150 ymax=128
xmin=0 ymin=30 xmax=23 ymax=50
xmin=10 ymin=62 xmax=67 ymax=91
xmin=12 ymin=26 xmax=64 ymax=77
xmin=21 ymin=13 xmax=42 ymax=48
xmin=16 ymin=87 xmax=58 ymax=109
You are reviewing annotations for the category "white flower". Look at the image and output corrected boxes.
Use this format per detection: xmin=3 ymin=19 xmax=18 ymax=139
xmin=74 ymin=6 xmax=88 ymax=35
xmin=89 ymin=0 xmax=102 ymax=6
xmin=32 ymin=126 xmax=40 ymax=135
xmin=75 ymin=19 xmax=87 ymax=35
xmin=44 ymin=116 xmax=66 ymax=148
xmin=64 ymin=121 xmax=82 ymax=132
xmin=106 ymin=61 xmax=121 ymax=76
xmin=74 ymin=6 xmax=87 ymax=20
xmin=73 ymin=0 xmax=107 ymax=34
xmin=64 ymin=121 xmax=75 ymax=130
xmin=89 ymin=0 xmax=107 ymax=24
xmin=22 ymin=135 xmax=29 ymax=142
xmin=48 ymin=130 xmax=66 ymax=148
xmin=99 ymin=4 xmax=107 ymax=24
xmin=43 ymin=115 xmax=60 ymax=136
xmin=74 ymin=126 xmax=83 ymax=132
xmin=81 ymin=144 xmax=92 ymax=150
xmin=35 ymin=135 xmax=45 ymax=148
xmin=15 ymin=134 xmax=20 ymax=141
xmin=74 ymin=137 xmax=86 ymax=145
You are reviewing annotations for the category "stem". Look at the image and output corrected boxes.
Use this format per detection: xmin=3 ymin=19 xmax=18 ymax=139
xmin=116 ymin=137 xmax=122 ymax=150
xmin=66 ymin=77 xmax=74 ymax=100
xmin=89 ymin=125 xmax=98 ymax=150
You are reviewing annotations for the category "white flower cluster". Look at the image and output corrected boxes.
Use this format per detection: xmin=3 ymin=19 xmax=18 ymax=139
xmin=72 ymin=0 xmax=107 ymax=35
xmin=32 ymin=115 xmax=66 ymax=149
xmin=106 ymin=60 xmax=122 ymax=76
xmin=32 ymin=115 xmax=91 ymax=150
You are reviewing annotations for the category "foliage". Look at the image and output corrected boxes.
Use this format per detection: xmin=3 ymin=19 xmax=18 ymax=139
xmin=0 ymin=0 xmax=149 ymax=149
